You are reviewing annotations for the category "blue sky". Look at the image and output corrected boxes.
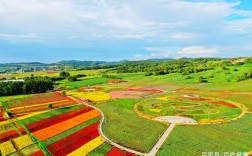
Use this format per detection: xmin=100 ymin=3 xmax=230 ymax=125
xmin=0 ymin=0 xmax=252 ymax=63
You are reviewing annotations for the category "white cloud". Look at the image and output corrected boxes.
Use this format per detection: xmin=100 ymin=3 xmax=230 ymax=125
xmin=177 ymin=46 xmax=218 ymax=54
xmin=133 ymin=52 xmax=172 ymax=60
xmin=223 ymin=18 xmax=252 ymax=34
xmin=0 ymin=33 xmax=37 ymax=39
xmin=169 ymin=33 xmax=195 ymax=39
xmin=136 ymin=46 xmax=219 ymax=60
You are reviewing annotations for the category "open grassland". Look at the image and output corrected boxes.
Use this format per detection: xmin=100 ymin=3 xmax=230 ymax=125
xmin=96 ymin=98 xmax=167 ymax=152
xmin=156 ymin=114 xmax=252 ymax=156
xmin=7 ymin=69 xmax=106 ymax=79
xmin=57 ymin=77 xmax=110 ymax=89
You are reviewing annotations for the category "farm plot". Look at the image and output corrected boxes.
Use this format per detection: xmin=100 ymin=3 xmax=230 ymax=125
xmin=0 ymin=106 xmax=92 ymax=143
xmin=128 ymin=88 xmax=164 ymax=93
xmin=58 ymin=77 xmax=110 ymax=89
xmin=68 ymin=91 xmax=111 ymax=102
xmin=137 ymin=94 xmax=243 ymax=123
xmin=5 ymin=92 xmax=66 ymax=108
xmin=156 ymin=114 xmax=252 ymax=156
xmin=96 ymin=98 xmax=167 ymax=152
xmin=0 ymin=106 xmax=101 ymax=156
xmin=109 ymin=91 xmax=147 ymax=99
xmin=4 ymin=92 xmax=77 ymax=115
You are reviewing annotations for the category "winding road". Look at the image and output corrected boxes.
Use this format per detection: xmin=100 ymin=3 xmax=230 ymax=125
xmin=70 ymin=96 xmax=177 ymax=156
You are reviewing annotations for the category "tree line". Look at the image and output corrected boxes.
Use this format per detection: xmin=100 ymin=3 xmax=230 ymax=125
xmin=0 ymin=76 xmax=54 ymax=96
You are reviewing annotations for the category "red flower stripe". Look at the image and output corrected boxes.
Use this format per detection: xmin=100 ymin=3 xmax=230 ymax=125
xmin=0 ymin=107 xmax=93 ymax=144
xmin=31 ymin=122 xmax=99 ymax=156
xmin=106 ymin=148 xmax=135 ymax=156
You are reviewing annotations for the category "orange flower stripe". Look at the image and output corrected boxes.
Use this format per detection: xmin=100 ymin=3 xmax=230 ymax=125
xmin=33 ymin=109 xmax=100 ymax=141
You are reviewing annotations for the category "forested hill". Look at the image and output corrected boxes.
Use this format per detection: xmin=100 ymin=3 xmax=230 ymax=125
xmin=115 ymin=57 xmax=252 ymax=77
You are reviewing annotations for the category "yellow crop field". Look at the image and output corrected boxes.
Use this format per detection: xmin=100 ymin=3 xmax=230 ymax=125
xmin=14 ymin=135 xmax=34 ymax=149
xmin=0 ymin=141 xmax=16 ymax=155
xmin=68 ymin=91 xmax=111 ymax=102
xmin=67 ymin=136 xmax=105 ymax=156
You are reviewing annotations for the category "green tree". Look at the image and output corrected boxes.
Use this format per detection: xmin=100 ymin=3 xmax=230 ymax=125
xmin=67 ymin=76 xmax=78 ymax=82
xmin=59 ymin=71 xmax=70 ymax=78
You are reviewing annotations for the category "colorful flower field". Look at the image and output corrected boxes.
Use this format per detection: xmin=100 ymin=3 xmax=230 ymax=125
xmin=127 ymin=88 xmax=164 ymax=93
xmin=0 ymin=104 xmax=107 ymax=156
xmin=68 ymin=91 xmax=111 ymax=102
xmin=0 ymin=107 xmax=93 ymax=143
xmin=109 ymin=90 xmax=146 ymax=99
xmin=78 ymin=87 xmax=103 ymax=92
xmin=6 ymin=92 xmax=67 ymax=107
xmin=4 ymin=93 xmax=77 ymax=115
xmin=108 ymin=80 xmax=127 ymax=84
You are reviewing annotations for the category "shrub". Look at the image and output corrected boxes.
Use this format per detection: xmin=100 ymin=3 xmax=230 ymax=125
xmin=198 ymin=76 xmax=207 ymax=83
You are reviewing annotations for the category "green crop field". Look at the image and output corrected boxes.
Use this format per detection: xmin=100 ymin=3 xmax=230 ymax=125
xmin=156 ymin=114 xmax=252 ymax=156
xmin=96 ymin=99 xmax=167 ymax=152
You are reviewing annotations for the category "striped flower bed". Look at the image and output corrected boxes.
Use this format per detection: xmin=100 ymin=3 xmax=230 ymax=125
xmin=8 ymin=93 xmax=67 ymax=108
xmin=31 ymin=122 xmax=100 ymax=156
xmin=33 ymin=109 xmax=100 ymax=141
xmin=0 ymin=108 xmax=100 ymax=155
xmin=0 ymin=106 xmax=93 ymax=143
xmin=67 ymin=136 xmax=105 ymax=156
xmin=11 ymin=100 xmax=76 ymax=114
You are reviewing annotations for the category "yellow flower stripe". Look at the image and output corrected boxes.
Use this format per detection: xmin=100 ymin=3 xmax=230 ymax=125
xmin=0 ymin=141 xmax=16 ymax=155
xmin=149 ymin=108 xmax=161 ymax=113
xmin=10 ymin=100 xmax=68 ymax=111
xmin=156 ymin=96 xmax=172 ymax=101
xmin=67 ymin=136 xmax=105 ymax=156
xmin=14 ymin=135 xmax=34 ymax=149
xmin=0 ymin=110 xmax=48 ymax=126
xmin=68 ymin=91 xmax=111 ymax=102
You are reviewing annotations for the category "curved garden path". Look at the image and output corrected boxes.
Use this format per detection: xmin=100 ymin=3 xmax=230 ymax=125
xmin=69 ymin=96 xmax=146 ymax=156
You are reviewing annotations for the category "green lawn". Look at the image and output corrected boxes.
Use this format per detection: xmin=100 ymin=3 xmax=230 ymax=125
xmin=157 ymin=114 xmax=252 ymax=156
xmin=57 ymin=77 xmax=110 ymax=89
xmin=96 ymin=98 xmax=167 ymax=152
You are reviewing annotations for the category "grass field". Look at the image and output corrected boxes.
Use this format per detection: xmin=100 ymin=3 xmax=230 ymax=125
xmin=6 ymin=69 xmax=106 ymax=79
xmin=96 ymin=98 xmax=167 ymax=152
xmin=57 ymin=77 xmax=110 ymax=89
xmin=156 ymin=114 xmax=252 ymax=156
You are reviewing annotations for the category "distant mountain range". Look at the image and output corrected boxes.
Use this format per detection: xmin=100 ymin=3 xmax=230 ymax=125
xmin=0 ymin=58 xmax=175 ymax=67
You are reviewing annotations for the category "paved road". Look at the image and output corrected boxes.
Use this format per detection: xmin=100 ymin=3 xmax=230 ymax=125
xmin=146 ymin=124 xmax=176 ymax=156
